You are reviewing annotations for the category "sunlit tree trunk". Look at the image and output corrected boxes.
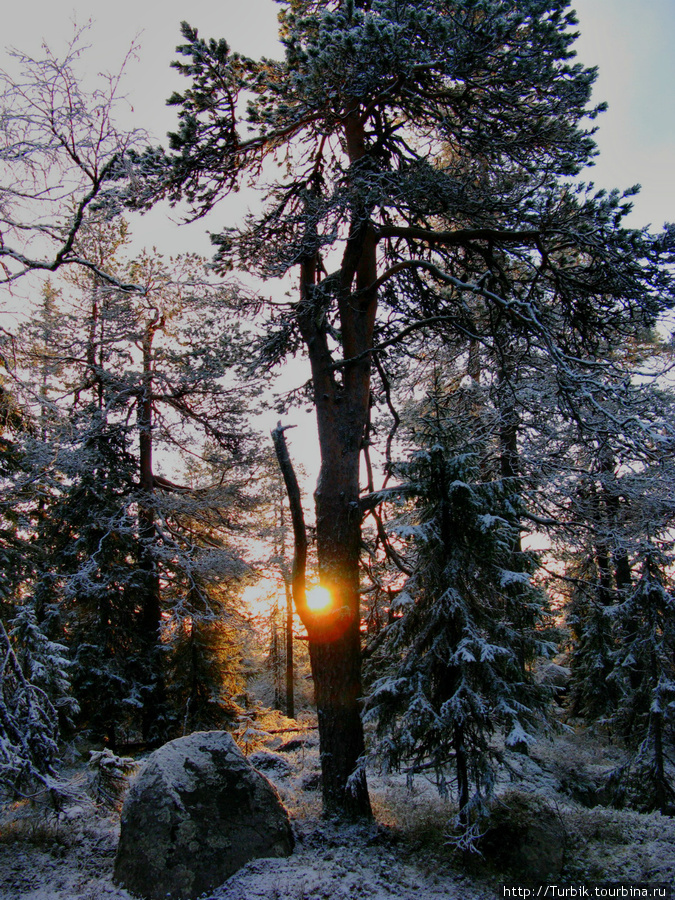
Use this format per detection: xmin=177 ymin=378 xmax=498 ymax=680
xmin=288 ymin=112 xmax=374 ymax=817
xmin=285 ymin=580 xmax=295 ymax=720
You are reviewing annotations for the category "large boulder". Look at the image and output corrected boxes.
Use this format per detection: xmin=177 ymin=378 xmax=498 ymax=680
xmin=114 ymin=731 xmax=294 ymax=900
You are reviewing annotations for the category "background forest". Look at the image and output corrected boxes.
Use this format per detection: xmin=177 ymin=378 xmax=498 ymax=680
xmin=2 ymin=0 xmax=675 ymax=853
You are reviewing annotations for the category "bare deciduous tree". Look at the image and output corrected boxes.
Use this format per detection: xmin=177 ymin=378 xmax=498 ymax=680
xmin=0 ymin=28 xmax=142 ymax=291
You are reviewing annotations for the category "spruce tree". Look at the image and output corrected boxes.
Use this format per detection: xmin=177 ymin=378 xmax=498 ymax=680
xmin=0 ymin=380 xmax=33 ymax=611
xmin=4 ymin=220 xmax=257 ymax=747
xmin=0 ymin=620 xmax=61 ymax=801
xmin=544 ymin=339 xmax=675 ymax=723
xmin=51 ymin=413 xmax=150 ymax=747
xmin=609 ymin=546 xmax=675 ymax=813
xmin=365 ymin=385 xmax=551 ymax=838
xmin=9 ymin=604 xmax=77 ymax=732
xmin=163 ymin=578 xmax=248 ymax=736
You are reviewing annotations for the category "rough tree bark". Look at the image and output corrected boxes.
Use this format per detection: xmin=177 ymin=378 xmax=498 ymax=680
xmin=138 ymin=308 xmax=164 ymax=740
xmin=266 ymin=110 xmax=377 ymax=818
xmin=272 ymin=422 xmax=372 ymax=818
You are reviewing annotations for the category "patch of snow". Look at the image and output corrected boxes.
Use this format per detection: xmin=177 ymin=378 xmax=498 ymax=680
xmin=498 ymin=569 xmax=532 ymax=587
xmin=248 ymin=750 xmax=293 ymax=777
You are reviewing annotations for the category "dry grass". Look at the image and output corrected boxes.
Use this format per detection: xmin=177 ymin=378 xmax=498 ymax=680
xmin=562 ymin=804 xmax=675 ymax=882
xmin=0 ymin=804 xmax=67 ymax=849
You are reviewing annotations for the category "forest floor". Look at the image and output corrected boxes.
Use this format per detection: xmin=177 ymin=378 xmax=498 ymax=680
xmin=1 ymin=714 xmax=674 ymax=899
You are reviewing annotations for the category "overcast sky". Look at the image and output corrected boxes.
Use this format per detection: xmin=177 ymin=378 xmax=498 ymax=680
xmin=4 ymin=0 xmax=674 ymax=258
xmin=573 ymin=0 xmax=675 ymax=230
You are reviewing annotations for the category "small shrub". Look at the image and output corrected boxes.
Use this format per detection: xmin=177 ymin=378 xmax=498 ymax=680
xmin=478 ymin=790 xmax=566 ymax=880
xmin=87 ymin=749 xmax=137 ymax=810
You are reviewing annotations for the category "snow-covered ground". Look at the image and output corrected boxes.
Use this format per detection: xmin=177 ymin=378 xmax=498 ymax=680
xmin=1 ymin=723 xmax=674 ymax=899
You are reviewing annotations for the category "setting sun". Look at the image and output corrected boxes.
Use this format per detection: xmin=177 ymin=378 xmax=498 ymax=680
xmin=306 ymin=585 xmax=332 ymax=612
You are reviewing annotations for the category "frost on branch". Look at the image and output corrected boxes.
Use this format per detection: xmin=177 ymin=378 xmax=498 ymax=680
xmin=10 ymin=604 xmax=78 ymax=729
xmin=0 ymin=27 xmax=144 ymax=288
xmin=0 ymin=620 xmax=62 ymax=802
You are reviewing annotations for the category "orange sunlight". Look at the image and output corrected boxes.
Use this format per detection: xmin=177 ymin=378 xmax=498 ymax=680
xmin=305 ymin=585 xmax=331 ymax=612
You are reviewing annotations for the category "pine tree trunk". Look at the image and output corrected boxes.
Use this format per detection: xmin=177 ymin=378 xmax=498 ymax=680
xmin=310 ymin=439 xmax=371 ymax=817
xmin=138 ymin=312 xmax=164 ymax=741
xmin=310 ymin=633 xmax=369 ymax=816
xmin=272 ymin=110 xmax=377 ymax=819
xmin=454 ymin=724 xmax=470 ymax=828
xmin=650 ymin=647 xmax=669 ymax=814
xmin=272 ymin=599 xmax=282 ymax=710
xmin=497 ymin=365 xmax=531 ymax=683
xmin=285 ymin=581 xmax=295 ymax=720
xmin=273 ymin=404 xmax=372 ymax=817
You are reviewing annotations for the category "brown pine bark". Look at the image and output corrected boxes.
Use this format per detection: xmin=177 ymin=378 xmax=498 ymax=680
xmin=310 ymin=433 xmax=371 ymax=817
xmin=285 ymin=580 xmax=295 ymax=720
xmin=273 ymin=378 xmax=373 ymax=817
xmin=137 ymin=309 xmax=164 ymax=740
xmin=272 ymin=108 xmax=378 ymax=818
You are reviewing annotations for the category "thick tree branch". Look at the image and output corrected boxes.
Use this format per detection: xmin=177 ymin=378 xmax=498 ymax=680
xmin=331 ymin=311 xmax=482 ymax=370
xmin=359 ymin=484 xmax=417 ymax=514
xmin=374 ymin=224 xmax=542 ymax=247
xmin=271 ymin=423 xmax=309 ymax=623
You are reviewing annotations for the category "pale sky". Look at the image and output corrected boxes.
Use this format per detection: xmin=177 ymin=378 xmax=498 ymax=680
xmin=573 ymin=0 xmax=675 ymax=231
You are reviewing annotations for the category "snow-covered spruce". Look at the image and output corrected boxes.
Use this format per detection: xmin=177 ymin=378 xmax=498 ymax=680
xmin=607 ymin=546 xmax=675 ymax=813
xmin=365 ymin=392 xmax=552 ymax=840
xmin=0 ymin=620 xmax=62 ymax=802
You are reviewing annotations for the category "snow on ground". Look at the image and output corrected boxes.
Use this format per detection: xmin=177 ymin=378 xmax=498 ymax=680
xmin=206 ymin=820 xmax=493 ymax=900
xmin=0 ymin=799 xmax=133 ymax=900
xmin=1 ymin=721 xmax=674 ymax=899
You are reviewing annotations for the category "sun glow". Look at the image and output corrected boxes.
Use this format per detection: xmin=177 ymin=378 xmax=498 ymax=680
xmin=306 ymin=585 xmax=332 ymax=612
